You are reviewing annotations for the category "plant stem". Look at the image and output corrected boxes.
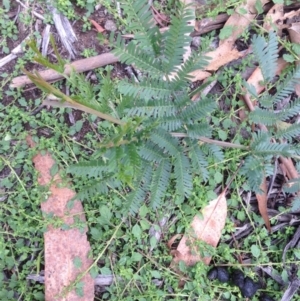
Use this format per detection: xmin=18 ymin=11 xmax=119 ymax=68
xmin=23 ymin=69 xmax=125 ymax=125
xmin=170 ymin=132 xmax=248 ymax=149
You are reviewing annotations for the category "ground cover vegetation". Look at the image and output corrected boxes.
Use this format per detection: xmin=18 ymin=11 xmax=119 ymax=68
xmin=1 ymin=0 xmax=300 ymax=300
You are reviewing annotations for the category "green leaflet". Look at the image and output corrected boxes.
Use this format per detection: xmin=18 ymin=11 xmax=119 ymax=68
xmin=120 ymin=0 xmax=161 ymax=56
xmin=252 ymin=31 xmax=278 ymax=82
xmin=150 ymin=128 xmax=182 ymax=156
xmin=174 ymin=152 xmax=193 ymax=199
xmin=149 ymin=159 xmax=171 ymax=209
xmin=125 ymin=164 xmax=153 ymax=214
xmin=162 ymin=4 xmax=194 ymax=74
xmin=189 ymin=142 xmax=209 ymax=181
xmin=118 ymin=79 xmax=174 ymax=102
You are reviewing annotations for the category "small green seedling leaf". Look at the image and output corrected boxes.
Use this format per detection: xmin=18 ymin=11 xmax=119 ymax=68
xmin=50 ymin=163 xmax=59 ymax=177
xmin=132 ymin=224 xmax=142 ymax=238
xmin=219 ymin=26 xmax=234 ymax=40
xmin=131 ymin=252 xmax=143 ymax=262
xmin=150 ymin=236 xmax=157 ymax=249
xmin=89 ymin=266 xmax=98 ymax=279
xmin=255 ymin=0 xmax=263 ymax=14
xmin=151 ymin=270 xmax=162 ymax=279
xmin=214 ymin=171 xmax=223 ymax=184
xmin=18 ymin=97 xmax=27 ymax=107
xmin=73 ymin=256 xmax=82 ymax=269
xmin=3 ymin=0 xmax=10 ymax=10
xmin=75 ymin=120 xmax=84 ymax=132
xmin=292 ymin=43 xmax=300 ymax=55
xmin=75 ymin=281 xmax=84 ymax=297
xmin=238 ymin=7 xmax=247 ymax=15
xmin=218 ymin=129 xmax=228 ymax=141
xmin=283 ymin=54 xmax=295 ymax=63
xmin=251 ymin=245 xmax=260 ymax=258
xmin=100 ymin=267 xmax=111 ymax=275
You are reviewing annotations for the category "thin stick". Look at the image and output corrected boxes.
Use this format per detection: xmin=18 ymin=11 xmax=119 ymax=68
xmin=10 ymin=53 xmax=119 ymax=88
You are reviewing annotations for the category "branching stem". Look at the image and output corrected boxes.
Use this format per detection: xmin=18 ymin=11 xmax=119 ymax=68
xmin=170 ymin=132 xmax=248 ymax=149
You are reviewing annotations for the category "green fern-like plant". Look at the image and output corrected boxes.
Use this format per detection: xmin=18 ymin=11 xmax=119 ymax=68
xmin=67 ymin=1 xmax=220 ymax=213
xmin=242 ymin=31 xmax=300 ymax=192
xmin=26 ymin=1 xmax=300 ymax=213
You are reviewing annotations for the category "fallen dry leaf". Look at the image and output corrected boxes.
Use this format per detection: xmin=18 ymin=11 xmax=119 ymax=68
xmin=218 ymin=7 xmax=255 ymax=46
xmin=256 ymin=178 xmax=271 ymax=232
xmin=89 ymin=19 xmax=105 ymax=33
xmin=287 ymin=22 xmax=300 ymax=44
xmin=263 ymin=4 xmax=284 ymax=33
xmin=151 ymin=6 xmax=169 ymax=26
xmin=194 ymin=13 xmax=228 ymax=35
xmin=192 ymin=41 xmax=243 ymax=74
xmin=191 ymin=0 xmax=271 ymax=82
xmin=26 ymin=136 xmax=94 ymax=301
xmin=171 ymin=191 xmax=227 ymax=266
xmin=275 ymin=7 xmax=300 ymax=29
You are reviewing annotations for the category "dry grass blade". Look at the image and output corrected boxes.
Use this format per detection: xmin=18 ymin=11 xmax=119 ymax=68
xmin=47 ymin=4 xmax=77 ymax=58
xmin=256 ymin=178 xmax=271 ymax=232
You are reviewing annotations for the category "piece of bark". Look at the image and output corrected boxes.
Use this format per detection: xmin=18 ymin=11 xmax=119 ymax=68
xmin=47 ymin=4 xmax=77 ymax=58
xmin=0 ymin=35 xmax=30 ymax=68
xmin=193 ymin=14 xmax=229 ymax=36
xmin=10 ymin=53 xmax=118 ymax=88
xmin=26 ymin=136 xmax=94 ymax=301
xmin=256 ymin=178 xmax=271 ymax=232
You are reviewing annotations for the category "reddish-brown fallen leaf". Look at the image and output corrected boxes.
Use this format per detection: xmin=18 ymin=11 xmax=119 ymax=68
xmin=256 ymin=178 xmax=271 ymax=233
xmin=194 ymin=14 xmax=228 ymax=35
xmin=263 ymin=4 xmax=284 ymax=33
xmin=191 ymin=0 xmax=271 ymax=81
xmin=26 ymin=136 xmax=94 ymax=301
xmin=171 ymin=191 xmax=227 ymax=267
xmin=151 ymin=6 xmax=169 ymax=26
xmin=89 ymin=19 xmax=105 ymax=33
xmin=191 ymin=42 xmax=243 ymax=80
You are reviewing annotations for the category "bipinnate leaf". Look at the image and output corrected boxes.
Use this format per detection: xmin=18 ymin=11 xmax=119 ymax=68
xmin=256 ymin=178 xmax=271 ymax=232
xmin=171 ymin=191 xmax=227 ymax=266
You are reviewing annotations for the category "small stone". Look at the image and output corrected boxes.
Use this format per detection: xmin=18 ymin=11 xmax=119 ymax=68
xmin=207 ymin=267 xmax=218 ymax=280
xmin=240 ymin=277 xmax=261 ymax=298
xmin=104 ymin=20 xmax=117 ymax=32
xmin=231 ymin=269 xmax=245 ymax=289
xmin=260 ymin=294 xmax=275 ymax=301
xmin=207 ymin=267 xmax=229 ymax=283
xmin=192 ymin=37 xmax=201 ymax=48
xmin=217 ymin=267 xmax=229 ymax=283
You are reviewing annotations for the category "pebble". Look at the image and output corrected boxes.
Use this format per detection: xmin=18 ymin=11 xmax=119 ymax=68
xmin=104 ymin=20 xmax=117 ymax=32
